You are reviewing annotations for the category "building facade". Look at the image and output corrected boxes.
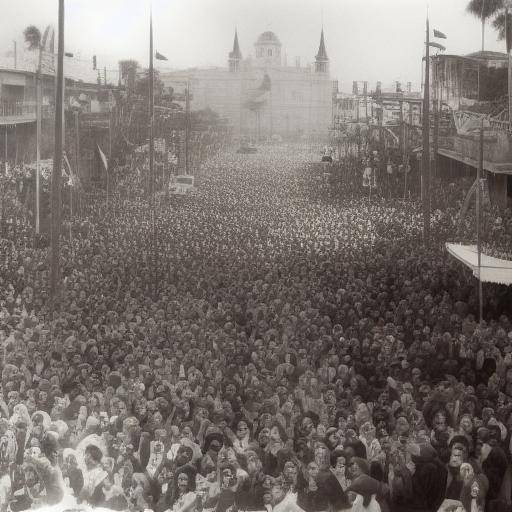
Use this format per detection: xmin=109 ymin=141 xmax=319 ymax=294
xmin=161 ymin=30 xmax=333 ymax=140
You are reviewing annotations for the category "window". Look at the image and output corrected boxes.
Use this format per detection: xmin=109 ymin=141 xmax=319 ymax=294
xmin=268 ymin=49 xmax=273 ymax=57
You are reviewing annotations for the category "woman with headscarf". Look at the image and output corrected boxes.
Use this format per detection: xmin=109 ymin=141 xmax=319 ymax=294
xmin=9 ymin=404 xmax=32 ymax=460
xmin=297 ymin=460 xmax=329 ymax=512
xmin=200 ymin=431 xmax=224 ymax=477
xmin=166 ymin=465 xmax=198 ymax=512
xmin=347 ymin=474 xmax=383 ymax=512
xmin=319 ymin=449 xmax=352 ymax=511
xmin=153 ymin=458 xmax=176 ymax=512
xmin=129 ymin=472 xmax=152 ymax=512
xmin=24 ymin=432 xmax=65 ymax=505
xmin=232 ymin=416 xmax=252 ymax=455
xmin=100 ymin=472 xmax=129 ymax=511
xmin=391 ymin=442 xmax=447 ymax=512
xmin=62 ymin=448 xmax=84 ymax=498
xmin=203 ymin=462 xmax=239 ymax=512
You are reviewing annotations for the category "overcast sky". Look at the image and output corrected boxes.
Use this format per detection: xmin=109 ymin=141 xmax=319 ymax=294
xmin=1 ymin=0 xmax=509 ymax=91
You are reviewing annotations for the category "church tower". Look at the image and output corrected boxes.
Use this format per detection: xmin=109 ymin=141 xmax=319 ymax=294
xmin=254 ymin=31 xmax=282 ymax=67
xmin=229 ymin=29 xmax=242 ymax=72
xmin=315 ymin=28 xmax=329 ymax=74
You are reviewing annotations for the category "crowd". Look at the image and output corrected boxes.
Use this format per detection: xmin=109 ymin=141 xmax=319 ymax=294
xmin=0 ymin=143 xmax=512 ymax=512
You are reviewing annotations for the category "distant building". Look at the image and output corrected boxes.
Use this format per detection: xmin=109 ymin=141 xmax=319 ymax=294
xmin=0 ymin=65 xmax=114 ymax=185
xmin=161 ymin=29 xmax=333 ymax=140
xmin=431 ymin=50 xmax=512 ymax=208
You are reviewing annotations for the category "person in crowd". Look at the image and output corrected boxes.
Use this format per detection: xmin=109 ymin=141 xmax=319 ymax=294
xmin=1 ymin=142 xmax=512 ymax=512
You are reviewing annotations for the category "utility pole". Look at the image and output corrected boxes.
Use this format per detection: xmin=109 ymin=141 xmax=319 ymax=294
xmin=433 ymin=57 xmax=440 ymax=178
xmin=477 ymin=119 xmax=484 ymax=324
xmin=149 ymin=9 xmax=157 ymax=299
xmin=51 ymin=0 xmax=65 ymax=306
xmin=35 ymin=41 xmax=43 ymax=237
xmin=74 ymin=110 xmax=79 ymax=218
xmin=422 ymin=17 xmax=431 ymax=245
xmin=364 ymin=81 xmax=368 ymax=120
xmin=185 ymin=81 xmax=190 ymax=174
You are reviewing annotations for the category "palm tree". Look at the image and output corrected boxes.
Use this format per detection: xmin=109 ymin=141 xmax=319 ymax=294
xmin=467 ymin=0 xmax=504 ymax=51
xmin=492 ymin=10 xmax=512 ymax=51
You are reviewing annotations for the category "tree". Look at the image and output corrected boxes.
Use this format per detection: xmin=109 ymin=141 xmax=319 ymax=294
xmin=23 ymin=25 xmax=42 ymax=50
xmin=135 ymin=68 xmax=165 ymax=101
xmin=466 ymin=0 xmax=504 ymax=51
xmin=492 ymin=9 xmax=512 ymax=51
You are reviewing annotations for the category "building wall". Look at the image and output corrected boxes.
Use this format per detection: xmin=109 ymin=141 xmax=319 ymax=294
xmin=162 ymin=63 xmax=332 ymax=139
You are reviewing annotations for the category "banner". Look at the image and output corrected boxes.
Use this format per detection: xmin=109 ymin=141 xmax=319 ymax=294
xmin=97 ymin=144 xmax=109 ymax=173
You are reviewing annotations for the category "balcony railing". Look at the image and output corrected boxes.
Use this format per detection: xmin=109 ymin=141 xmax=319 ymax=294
xmin=0 ymin=99 xmax=36 ymax=117
xmin=0 ymin=100 xmax=55 ymax=123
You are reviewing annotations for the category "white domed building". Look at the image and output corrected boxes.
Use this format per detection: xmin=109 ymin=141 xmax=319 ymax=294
xmin=161 ymin=29 xmax=334 ymax=140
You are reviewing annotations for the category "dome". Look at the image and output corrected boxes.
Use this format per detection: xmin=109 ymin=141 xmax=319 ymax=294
xmin=256 ymin=31 xmax=281 ymax=46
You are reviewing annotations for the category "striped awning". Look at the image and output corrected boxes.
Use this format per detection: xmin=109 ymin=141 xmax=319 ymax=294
xmin=446 ymin=243 xmax=512 ymax=285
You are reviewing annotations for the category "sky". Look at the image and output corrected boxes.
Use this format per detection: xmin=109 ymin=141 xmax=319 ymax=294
xmin=1 ymin=0 xmax=509 ymax=91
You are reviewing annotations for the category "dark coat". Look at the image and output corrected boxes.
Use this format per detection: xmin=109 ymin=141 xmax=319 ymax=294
xmin=318 ymin=472 xmax=351 ymax=511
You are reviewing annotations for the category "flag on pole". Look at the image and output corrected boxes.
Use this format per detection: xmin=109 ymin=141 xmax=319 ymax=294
xmin=429 ymin=42 xmax=446 ymax=51
xmin=97 ymin=144 xmax=109 ymax=174
xmin=433 ymin=29 xmax=447 ymax=39
xmin=155 ymin=51 xmax=168 ymax=61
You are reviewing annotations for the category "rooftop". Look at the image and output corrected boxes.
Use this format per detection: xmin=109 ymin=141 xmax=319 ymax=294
xmin=465 ymin=50 xmax=508 ymax=61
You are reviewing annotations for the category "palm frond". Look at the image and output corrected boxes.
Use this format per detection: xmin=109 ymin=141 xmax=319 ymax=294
xmin=23 ymin=25 xmax=42 ymax=50
xmin=466 ymin=0 xmax=504 ymax=20
xmin=492 ymin=11 xmax=512 ymax=50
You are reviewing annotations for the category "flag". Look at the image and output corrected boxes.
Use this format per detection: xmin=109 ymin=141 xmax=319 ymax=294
xmin=155 ymin=51 xmax=168 ymax=61
xmin=429 ymin=42 xmax=446 ymax=51
xmin=433 ymin=29 xmax=447 ymax=39
xmin=97 ymin=144 xmax=109 ymax=174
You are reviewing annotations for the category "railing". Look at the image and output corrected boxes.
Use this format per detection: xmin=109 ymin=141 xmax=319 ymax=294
xmin=0 ymin=100 xmax=56 ymax=121
xmin=0 ymin=99 xmax=36 ymax=118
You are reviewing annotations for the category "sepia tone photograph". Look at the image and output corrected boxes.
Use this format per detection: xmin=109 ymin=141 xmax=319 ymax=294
xmin=1 ymin=0 xmax=512 ymax=511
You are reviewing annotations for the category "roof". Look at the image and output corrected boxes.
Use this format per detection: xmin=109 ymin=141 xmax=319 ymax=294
xmin=316 ymin=28 xmax=328 ymax=61
xmin=465 ymin=50 xmax=508 ymax=61
xmin=256 ymin=31 xmax=281 ymax=46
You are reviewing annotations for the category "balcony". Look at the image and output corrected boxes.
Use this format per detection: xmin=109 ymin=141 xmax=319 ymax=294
xmin=438 ymin=110 xmax=512 ymax=174
xmin=0 ymin=99 xmax=36 ymax=125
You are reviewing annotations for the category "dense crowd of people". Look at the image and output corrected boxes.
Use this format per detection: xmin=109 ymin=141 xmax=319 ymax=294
xmin=0 ymin=143 xmax=512 ymax=512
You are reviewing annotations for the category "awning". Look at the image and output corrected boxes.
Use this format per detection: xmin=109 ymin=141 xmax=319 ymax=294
xmin=438 ymin=148 xmax=512 ymax=175
xmin=446 ymin=243 xmax=512 ymax=285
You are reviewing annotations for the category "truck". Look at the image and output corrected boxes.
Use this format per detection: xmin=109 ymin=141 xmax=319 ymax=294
xmin=169 ymin=174 xmax=196 ymax=195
